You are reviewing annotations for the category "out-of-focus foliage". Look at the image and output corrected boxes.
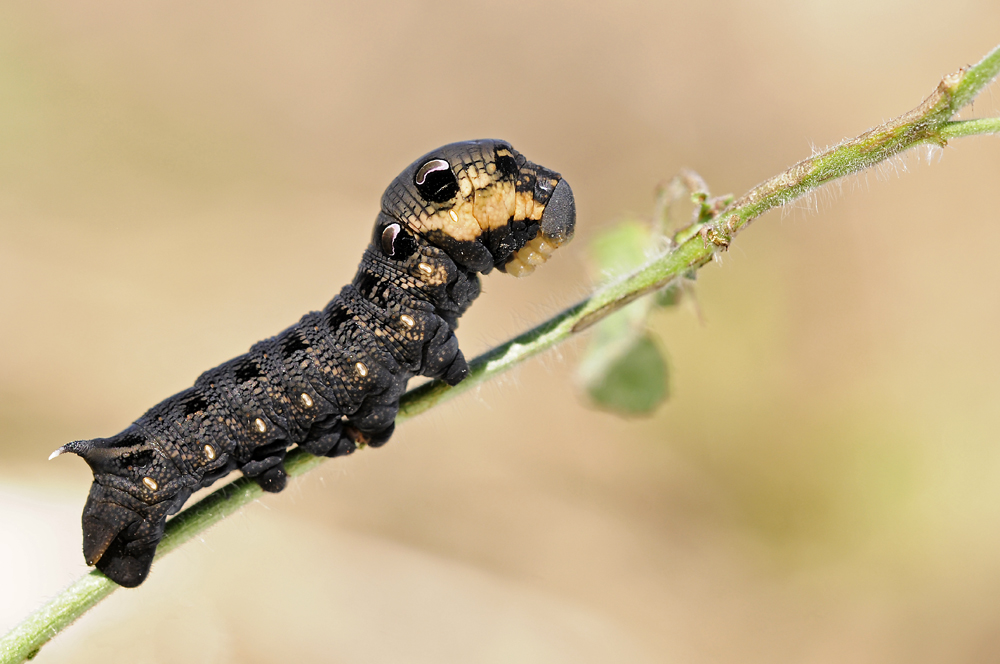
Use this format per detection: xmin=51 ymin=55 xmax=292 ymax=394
xmin=582 ymin=331 xmax=668 ymax=415
xmin=577 ymin=220 xmax=678 ymax=415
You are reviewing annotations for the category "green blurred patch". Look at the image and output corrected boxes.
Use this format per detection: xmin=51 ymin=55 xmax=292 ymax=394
xmin=588 ymin=220 xmax=651 ymax=280
xmin=583 ymin=332 xmax=667 ymax=415
xmin=672 ymin=400 xmax=923 ymax=568
xmin=577 ymin=220 xmax=680 ymax=416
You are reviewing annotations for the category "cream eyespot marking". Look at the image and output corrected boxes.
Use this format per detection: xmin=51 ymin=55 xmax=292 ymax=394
xmin=300 ymin=393 xmax=314 ymax=408
xmin=400 ymin=314 xmax=415 ymax=328
xmin=415 ymin=158 xmax=450 ymax=185
xmin=143 ymin=477 xmax=158 ymax=491
xmin=381 ymin=224 xmax=400 ymax=256
xmin=204 ymin=444 xmax=216 ymax=460
xmin=254 ymin=418 xmax=268 ymax=433
xmin=449 ymin=210 xmax=459 ymax=222
xmin=418 ymin=263 xmax=433 ymax=275
xmin=355 ymin=362 xmax=368 ymax=377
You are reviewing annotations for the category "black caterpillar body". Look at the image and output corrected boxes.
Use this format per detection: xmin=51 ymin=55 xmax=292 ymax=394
xmin=53 ymin=140 xmax=575 ymax=587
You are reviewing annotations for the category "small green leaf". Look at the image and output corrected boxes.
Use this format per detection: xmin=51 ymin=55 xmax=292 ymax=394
xmin=583 ymin=332 xmax=668 ymax=415
xmin=577 ymin=220 xmax=674 ymax=416
xmin=654 ymin=283 xmax=681 ymax=308
xmin=589 ymin=220 xmax=652 ymax=278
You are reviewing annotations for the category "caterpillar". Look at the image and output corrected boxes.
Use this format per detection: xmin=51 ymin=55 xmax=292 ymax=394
xmin=51 ymin=139 xmax=575 ymax=588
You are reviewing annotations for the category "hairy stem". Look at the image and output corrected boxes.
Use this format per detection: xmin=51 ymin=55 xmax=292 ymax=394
xmin=939 ymin=117 xmax=1000 ymax=139
xmin=3 ymin=42 xmax=999 ymax=664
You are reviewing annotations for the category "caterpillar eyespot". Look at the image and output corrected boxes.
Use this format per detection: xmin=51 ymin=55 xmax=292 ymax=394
xmin=53 ymin=139 xmax=576 ymax=587
xmin=379 ymin=221 xmax=417 ymax=260
xmin=413 ymin=159 xmax=460 ymax=203
xmin=381 ymin=224 xmax=401 ymax=256
xmin=414 ymin=158 xmax=450 ymax=185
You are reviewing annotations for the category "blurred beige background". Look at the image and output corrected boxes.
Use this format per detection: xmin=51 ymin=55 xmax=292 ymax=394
xmin=2 ymin=1 xmax=1000 ymax=662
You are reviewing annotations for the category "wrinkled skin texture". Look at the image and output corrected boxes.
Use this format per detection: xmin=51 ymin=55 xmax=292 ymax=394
xmin=55 ymin=139 xmax=576 ymax=587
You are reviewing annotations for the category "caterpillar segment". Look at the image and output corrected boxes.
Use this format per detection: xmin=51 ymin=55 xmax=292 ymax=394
xmin=52 ymin=139 xmax=576 ymax=587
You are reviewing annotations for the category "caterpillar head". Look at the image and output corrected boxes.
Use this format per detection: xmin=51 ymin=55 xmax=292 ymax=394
xmin=51 ymin=428 xmax=177 ymax=587
xmin=376 ymin=139 xmax=575 ymax=276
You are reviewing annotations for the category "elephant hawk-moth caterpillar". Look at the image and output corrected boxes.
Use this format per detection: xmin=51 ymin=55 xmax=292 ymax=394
xmin=51 ymin=139 xmax=575 ymax=588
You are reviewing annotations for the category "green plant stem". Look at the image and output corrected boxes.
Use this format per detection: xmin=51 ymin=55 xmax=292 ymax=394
xmin=940 ymin=117 xmax=1000 ymax=139
xmin=3 ymin=42 xmax=999 ymax=664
